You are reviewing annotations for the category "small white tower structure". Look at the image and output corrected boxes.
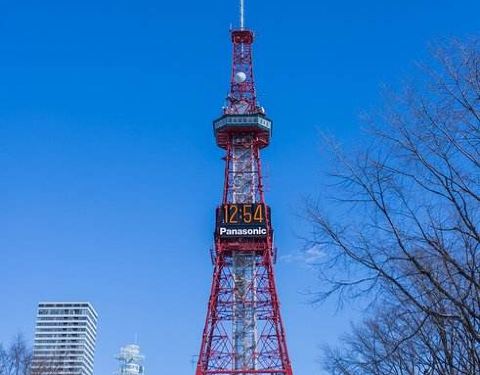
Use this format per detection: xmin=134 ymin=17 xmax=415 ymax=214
xmin=115 ymin=344 xmax=144 ymax=375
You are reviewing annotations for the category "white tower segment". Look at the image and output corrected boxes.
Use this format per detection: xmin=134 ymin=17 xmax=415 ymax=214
xmin=115 ymin=344 xmax=145 ymax=375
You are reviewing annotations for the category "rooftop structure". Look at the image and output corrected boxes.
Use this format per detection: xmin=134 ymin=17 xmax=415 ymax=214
xmin=115 ymin=344 xmax=145 ymax=375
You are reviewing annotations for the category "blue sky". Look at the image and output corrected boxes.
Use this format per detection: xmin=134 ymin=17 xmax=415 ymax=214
xmin=1 ymin=1 xmax=479 ymax=375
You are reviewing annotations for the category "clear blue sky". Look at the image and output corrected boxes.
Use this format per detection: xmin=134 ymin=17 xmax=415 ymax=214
xmin=1 ymin=1 xmax=479 ymax=375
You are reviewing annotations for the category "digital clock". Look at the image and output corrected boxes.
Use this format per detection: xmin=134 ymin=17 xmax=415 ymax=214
xmin=216 ymin=203 xmax=271 ymax=239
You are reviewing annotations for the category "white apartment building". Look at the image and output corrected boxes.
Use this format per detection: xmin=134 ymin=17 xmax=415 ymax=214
xmin=32 ymin=302 xmax=98 ymax=375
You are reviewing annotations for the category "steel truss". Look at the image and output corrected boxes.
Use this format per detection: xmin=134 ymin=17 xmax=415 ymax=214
xmin=196 ymin=23 xmax=293 ymax=375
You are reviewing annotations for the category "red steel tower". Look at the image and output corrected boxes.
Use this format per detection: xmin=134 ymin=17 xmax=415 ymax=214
xmin=195 ymin=2 xmax=293 ymax=375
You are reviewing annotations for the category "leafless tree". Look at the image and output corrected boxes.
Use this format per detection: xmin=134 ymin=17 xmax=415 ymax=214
xmin=308 ymin=38 xmax=480 ymax=375
xmin=0 ymin=335 xmax=63 ymax=375
xmin=0 ymin=335 xmax=32 ymax=375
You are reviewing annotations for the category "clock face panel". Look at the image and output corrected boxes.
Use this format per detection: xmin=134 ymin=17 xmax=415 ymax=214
xmin=215 ymin=203 xmax=271 ymax=238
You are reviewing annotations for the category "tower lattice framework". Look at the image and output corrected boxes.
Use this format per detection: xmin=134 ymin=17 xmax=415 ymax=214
xmin=195 ymin=7 xmax=293 ymax=375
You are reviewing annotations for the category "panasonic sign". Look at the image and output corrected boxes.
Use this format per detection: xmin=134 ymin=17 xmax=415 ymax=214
xmin=218 ymin=226 xmax=268 ymax=237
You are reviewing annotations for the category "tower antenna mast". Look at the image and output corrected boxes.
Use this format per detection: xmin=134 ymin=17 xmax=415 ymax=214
xmin=240 ymin=0 xmax=244 ymax=29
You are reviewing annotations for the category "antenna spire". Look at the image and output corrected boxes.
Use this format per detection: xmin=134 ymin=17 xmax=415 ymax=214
xmin=240 ymin=0 xmax=244 ymax=29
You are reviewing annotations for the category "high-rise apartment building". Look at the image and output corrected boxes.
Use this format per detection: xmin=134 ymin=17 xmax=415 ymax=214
xmin=32 ymin=302 xmax=98 ymax=375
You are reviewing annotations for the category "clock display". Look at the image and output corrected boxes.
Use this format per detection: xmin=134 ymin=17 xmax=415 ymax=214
xmin=216 ymin=203 xmax=271 ymax=239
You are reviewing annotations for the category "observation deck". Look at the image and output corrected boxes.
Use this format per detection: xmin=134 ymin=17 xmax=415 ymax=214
xmin=213 ymin=113 xmax=272 ymax=149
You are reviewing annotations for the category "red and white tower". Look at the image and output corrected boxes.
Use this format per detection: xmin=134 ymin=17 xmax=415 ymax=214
xmin=195 ymin=2 xmax=293 ymax=375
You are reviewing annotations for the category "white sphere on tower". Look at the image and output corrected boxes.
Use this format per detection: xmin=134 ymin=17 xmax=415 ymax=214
xmin=234 ymin=71 xmax=247 ymax=83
